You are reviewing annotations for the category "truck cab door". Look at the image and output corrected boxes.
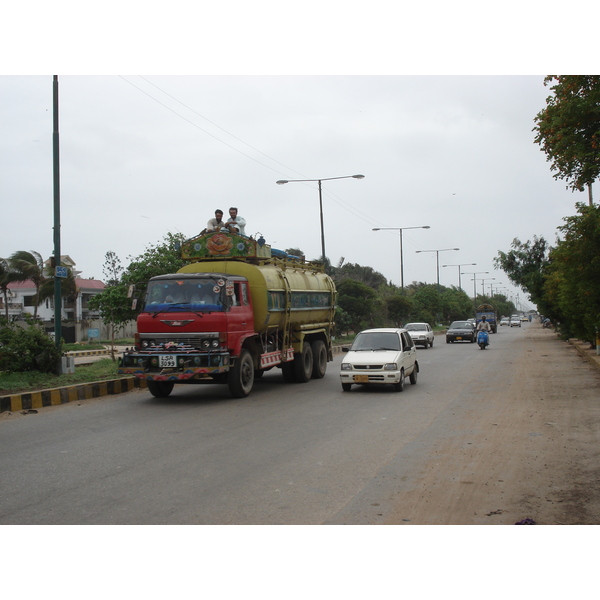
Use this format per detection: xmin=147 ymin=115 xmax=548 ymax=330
xmin=227 ymin=281 xmax=254 ymax=350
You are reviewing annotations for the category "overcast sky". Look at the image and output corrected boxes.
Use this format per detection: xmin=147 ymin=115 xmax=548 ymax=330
xmin=2 ymin=4 xmax=594 ymax=315
xmin=1 ymin=74 xmax=586 ymax=311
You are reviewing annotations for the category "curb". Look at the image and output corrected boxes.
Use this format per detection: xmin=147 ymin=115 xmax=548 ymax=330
xmin=66 ymin=349 xmax=110 ymax=357
xmin=568 ymin=338 xmax=600 ymax=372
xmin=0 ymin=377 xmax=148 ymax=414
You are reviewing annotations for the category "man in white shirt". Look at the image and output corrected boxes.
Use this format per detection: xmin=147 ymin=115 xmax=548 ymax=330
xmin=207 ymin=209 xmax=227 ymax=232
xmin=226 ymin=207 xmax=246 ymax=236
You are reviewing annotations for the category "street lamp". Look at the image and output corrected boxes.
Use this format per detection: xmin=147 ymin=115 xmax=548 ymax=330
xmin=372 ymin=226 xmax=430 ymax=291
xmin=462 ymin=271 xmax=488 ymax=299
xmin=415 ymin=248 xmax=460 ymax=290
xmin=276 ymin=174 xmax=365 ymax=261
xmin=441 ymin=262 xmax=476 ymax=291
xmin=480 ymin=277 xmax=496 ymax=297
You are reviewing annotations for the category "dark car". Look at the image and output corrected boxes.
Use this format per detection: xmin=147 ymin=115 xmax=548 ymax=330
xmin=446 ymin=320 xmax=476 ymax=343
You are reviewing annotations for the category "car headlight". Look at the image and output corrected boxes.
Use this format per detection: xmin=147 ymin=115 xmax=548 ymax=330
xmin=384 ymin=363 xmax=397 ymax=370
xmin=341 ymin=363 xmax=352 ymax=371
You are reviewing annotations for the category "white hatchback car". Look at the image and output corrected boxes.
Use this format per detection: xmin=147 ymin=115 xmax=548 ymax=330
xmin=340 ymin=328 xmax=419 ymax=392
xmin=404 ymin=322 xmax=435 ymax=348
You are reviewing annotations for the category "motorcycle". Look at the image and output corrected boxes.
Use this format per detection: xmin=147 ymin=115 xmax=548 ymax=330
xmin=477 ymin=329 xmax=490 ymax=350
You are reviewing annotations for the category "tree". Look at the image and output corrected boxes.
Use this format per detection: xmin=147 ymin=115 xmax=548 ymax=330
xmin=334 ymin=262 xmax=388 ymax=288
xmin=122 ymin=232 xmax=186 ymax=295
xmin=336 ymin=279 xmax=378 ymax=333
xmin=9 ymin=250 xmax=47 ymax=318
xmin=386 ymin=294 xmax=413 ymax=326
xmin=544 ymin=203 xmax=600 ymax=342
xmin=0 ymin=258 xmax=18 ymax=320
xmin=440 ymin=286 xmax=474 ymax=323
xmin=89 ymin=251 xmax=138 ymax=358
xmin=285 ymin=247 xmax=305 ymax=259
xmin=494 ymin=236 xmax=551 ymax=308
xmin=533 ymin=75 xmax=600 ymax=200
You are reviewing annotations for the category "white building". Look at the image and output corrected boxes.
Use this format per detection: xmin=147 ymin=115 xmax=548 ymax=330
xmin=4 ymin=277 xmax=105 ymax=322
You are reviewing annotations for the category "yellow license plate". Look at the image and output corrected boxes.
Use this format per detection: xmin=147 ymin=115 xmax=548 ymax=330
xmin=354 ymin=375 xmax=369 ymax=383
xmin=456 ymin=336 xmax=462 ymax=340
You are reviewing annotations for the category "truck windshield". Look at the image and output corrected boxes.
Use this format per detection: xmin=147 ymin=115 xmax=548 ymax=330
xmin=143 ymin=279 xmax=225 ymax=312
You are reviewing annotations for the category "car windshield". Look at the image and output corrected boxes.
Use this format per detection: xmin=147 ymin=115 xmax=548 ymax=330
xmin=450 ymin=321 xmax=470 ymax=329
xmin=405 ymin=324 xmax=426 ymax=331
xmin=351 ymin=332 xmax=401 ymax=351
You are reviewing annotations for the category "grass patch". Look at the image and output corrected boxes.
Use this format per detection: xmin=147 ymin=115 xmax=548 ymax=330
xmin=0 ymin=359 xmax=121 ymax=396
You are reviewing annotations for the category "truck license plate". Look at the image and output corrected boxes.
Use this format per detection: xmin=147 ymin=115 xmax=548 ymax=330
xmin=159 ymin=355 xmax=177 ymax=368
xmin=354 ymin=375 xmax=369 ymax=383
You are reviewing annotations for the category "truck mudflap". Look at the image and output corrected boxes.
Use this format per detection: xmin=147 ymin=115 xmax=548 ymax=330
xmin=260 ymin=348 xmax=294 ymax=369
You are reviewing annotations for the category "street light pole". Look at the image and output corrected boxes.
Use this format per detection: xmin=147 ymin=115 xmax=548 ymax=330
xmin=276 ymin=174 xmax=365 ymax=261
xmin=480 ymin=278 xmax=496 ymax=297
xmin=462 ymin=271 xmax=489 ymax=299
xmin=415 ymin=248 xmax=460 ymax=291
xmin=441 ymin=262 xmax=476 ymax=291
xmin=372 ymin=226 xmax=430 ymax=291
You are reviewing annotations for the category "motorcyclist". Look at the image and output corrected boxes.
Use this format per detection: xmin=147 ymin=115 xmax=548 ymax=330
xmin=476 ymin=316 xmax=491 ymax=345
xmin=476 ymin=316 xmax=491 ymax=332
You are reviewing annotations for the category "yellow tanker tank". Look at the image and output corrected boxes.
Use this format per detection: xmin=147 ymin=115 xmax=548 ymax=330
xmin=178 ymin=257 xmax=336 ymax=335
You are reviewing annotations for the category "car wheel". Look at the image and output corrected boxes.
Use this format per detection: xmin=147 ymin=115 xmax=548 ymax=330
xmin=342 ymin=383 xmax=352 ymax=392
xmin=394 ymin=369 xmax=405 ymax=392
xmin=429 ymin=338 xmax=434 ymax=347
xmin=409 ymin=366 xmax=418 ymax=385
xmin=446 ymin=339 xmax=450 ymax=344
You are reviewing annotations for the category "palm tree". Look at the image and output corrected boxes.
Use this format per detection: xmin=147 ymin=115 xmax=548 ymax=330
xmin=9 ymin=250 xmax=47 ymax=319
xmin=0 ymin=257 xmax=19 ymax=320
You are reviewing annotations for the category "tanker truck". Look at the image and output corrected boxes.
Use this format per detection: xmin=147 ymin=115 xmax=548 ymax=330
xmin=117 ymin=230 xmax=336 ymax=398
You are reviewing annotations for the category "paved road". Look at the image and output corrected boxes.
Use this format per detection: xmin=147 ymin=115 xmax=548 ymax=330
xmin=1 ymin=323 xmax=598 ymax=524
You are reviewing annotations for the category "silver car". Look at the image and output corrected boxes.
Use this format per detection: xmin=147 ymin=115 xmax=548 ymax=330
xmin=404 ymin=322 xmax=435 ymax=348
xmin=340 ymin=328 xmax=419 ymax=392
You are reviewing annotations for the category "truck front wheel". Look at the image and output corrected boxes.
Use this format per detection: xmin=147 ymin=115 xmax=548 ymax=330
xmin=147 ymin=381 xmax=174 ymax=398
xmin=294 ymin=342 xmax=313 ymax=383
xmin=228 ymin=349 xmax=254 ymax=398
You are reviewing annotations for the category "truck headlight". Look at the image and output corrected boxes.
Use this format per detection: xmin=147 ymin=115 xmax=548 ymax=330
xmin=384 ymin=363 xmax=398 ymax=370
xmin=341 ymin=363 xmax=352 ymax=371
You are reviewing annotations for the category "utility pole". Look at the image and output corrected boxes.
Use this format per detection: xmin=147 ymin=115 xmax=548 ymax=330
xmin=53 ymin=75 xmax=62 ymax=351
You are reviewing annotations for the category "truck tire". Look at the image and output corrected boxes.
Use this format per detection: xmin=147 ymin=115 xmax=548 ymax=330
xmin=228 ymin=349 xmax=254 ymax=398
xmin=294 ymin=342 xmax=313 ymax=383
xmin=311 ymin=340 xmax=327 ymax=379
xmin=147 ymin=380 xmax=174 ymax=398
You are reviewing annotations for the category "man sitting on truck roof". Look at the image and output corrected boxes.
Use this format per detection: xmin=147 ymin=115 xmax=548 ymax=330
xmin=226 ymin=207 xmax=246 ymax=236
xmin=206 ymin=209 xmax=228 ymax=232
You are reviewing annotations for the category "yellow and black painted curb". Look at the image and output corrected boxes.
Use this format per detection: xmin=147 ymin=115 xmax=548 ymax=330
xmin=66 ymin=349 xmax=110 ymax=357
xmin=0 ymin=377 xmax=148 ymax=414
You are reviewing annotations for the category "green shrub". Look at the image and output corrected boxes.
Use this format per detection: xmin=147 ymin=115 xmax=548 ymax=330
xmin=0 ymin=316 xmax=63 ymax=373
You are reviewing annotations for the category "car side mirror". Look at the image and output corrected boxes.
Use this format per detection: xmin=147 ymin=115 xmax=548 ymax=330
xmin=342 ymin=347 xmax=349 ymax=353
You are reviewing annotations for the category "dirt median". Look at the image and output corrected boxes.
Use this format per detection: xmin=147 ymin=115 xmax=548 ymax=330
xmin=386 ymin=325 xmax=600 ymax=525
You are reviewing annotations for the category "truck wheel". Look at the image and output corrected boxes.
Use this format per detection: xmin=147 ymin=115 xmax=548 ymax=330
xmin=311 ymin=340 xmax=327 ymax=379
xmin=294 ymin=342 xmax=313 ymax=383
xmin=228 ymin=349 xmax=254 ymax=398
xmin=147 ymin=381 xmax=174 ymax=398
xmin=342 ymin=383 xmax=352 ymax=392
